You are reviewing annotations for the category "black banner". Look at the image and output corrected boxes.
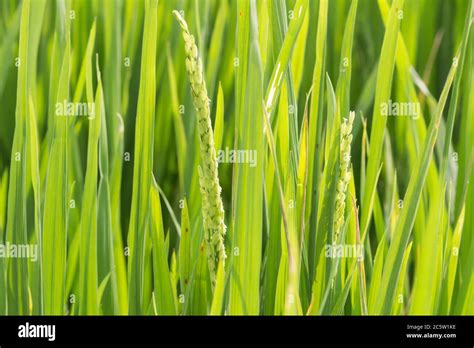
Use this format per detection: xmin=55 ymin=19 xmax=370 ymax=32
xmin=0 ymin=316 xmax=473 ymax=346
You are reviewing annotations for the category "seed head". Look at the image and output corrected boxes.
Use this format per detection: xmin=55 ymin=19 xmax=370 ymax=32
xmin=334 ymin=111 xmax=355 ymax=243
xmin=174 ymin=10 xmax=226 ymax=283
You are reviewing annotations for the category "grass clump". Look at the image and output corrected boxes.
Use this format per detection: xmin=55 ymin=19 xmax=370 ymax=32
xmin=0 ymin=0 xmax=472 ymax=316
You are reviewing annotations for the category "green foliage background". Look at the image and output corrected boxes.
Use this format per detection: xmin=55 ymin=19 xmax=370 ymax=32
xmin=0 ymin=0 xmax=473 ymax=315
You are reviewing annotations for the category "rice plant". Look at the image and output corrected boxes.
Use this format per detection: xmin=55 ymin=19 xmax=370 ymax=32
xmin=0 ymin=0 xmax=472 ymax=316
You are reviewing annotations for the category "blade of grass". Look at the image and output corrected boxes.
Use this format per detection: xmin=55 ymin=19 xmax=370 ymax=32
xmin=96 ymin=57 xmax=122 ymax=315
xmin=42 ymin=0 xmax=71 ymax=314
xmin=4 ymin=0 xmax=30 ymax=315
xmin=306 ymin=0 xmax=328 ymax=282
xmin=127 ymin=0 xmax=158 ymax=315
xmin=78 ymin=58 xmax=101 ymax=315
xmin=229 ymin=0 xmax=264 ymax=314
xmin=360 ymin=0 xmax=404 ymax=239
xmin=27 ymin=93 xmax=43 ymax=315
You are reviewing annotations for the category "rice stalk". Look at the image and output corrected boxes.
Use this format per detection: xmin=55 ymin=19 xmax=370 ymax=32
xmin=333 ymin=111 xmax=355 ymax=243
xmin=173 ymin=10 xmax=226 ymax=284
